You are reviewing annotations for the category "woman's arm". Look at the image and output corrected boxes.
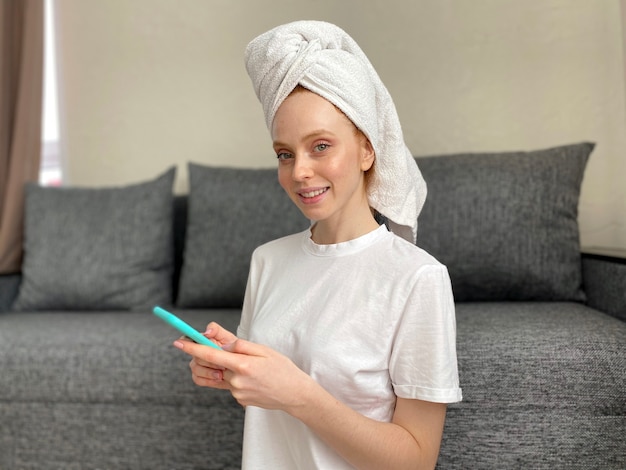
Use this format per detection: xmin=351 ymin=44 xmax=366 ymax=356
xmin=176 ymin=333 xmax=447 ymax=470
xmin=291 ymin=385 xmax=446 ymax=470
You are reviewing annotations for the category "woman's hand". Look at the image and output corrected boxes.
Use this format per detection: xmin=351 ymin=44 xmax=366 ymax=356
xmin=174 ymin=322 xmax=238 ymax=391
xmin=174 ymin=330 xmax=314 ymax=412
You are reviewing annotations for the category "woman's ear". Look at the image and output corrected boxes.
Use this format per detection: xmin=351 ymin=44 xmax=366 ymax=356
xmin=360 ymin=138 xmax=376 ymax=172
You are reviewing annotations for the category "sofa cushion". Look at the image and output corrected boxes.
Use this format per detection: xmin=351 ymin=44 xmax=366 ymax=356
xmin=0 ymin=309 xmax=241 ymax=405
xmin=12 ymin=168 xmax=176 ymax=311
xmin=438 ymin=302 xmax=626 ymax=469
xmin=0 ymin=401 xmax=244 ymax=470
xmin=416 ymin=143 xmax=592 ymax=301
xmin=441 ymin=301 xmax=626 ymax=469
xmin=0 ymin=308 xmax=245 ymax=468
xmin=177 ymin=163 xmax=308 ymax=308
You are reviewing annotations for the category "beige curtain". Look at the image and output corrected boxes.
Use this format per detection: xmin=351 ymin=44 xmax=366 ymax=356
xmin=0 ymin=0 xmax=44 ymax=274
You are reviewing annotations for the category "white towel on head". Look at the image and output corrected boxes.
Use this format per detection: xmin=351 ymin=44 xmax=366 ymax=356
xmin=245 ymin=20 xmax=426 ymax=243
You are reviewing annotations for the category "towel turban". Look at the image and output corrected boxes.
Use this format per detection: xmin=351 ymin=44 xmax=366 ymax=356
xmin=244 ymin=20 xmax=426 ymax=243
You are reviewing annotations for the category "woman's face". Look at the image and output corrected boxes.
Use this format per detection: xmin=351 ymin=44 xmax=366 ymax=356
xmin=271 ymin=88 xmax=375 ymax=234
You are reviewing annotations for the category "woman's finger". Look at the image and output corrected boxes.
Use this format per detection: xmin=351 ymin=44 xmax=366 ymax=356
xmin=190 ymin=358 xmax=224 ymax=380
xmin=203 ymin=322 xmax=238 ymax=346
xmin=174 ymin=337 xmax=267 ymax=372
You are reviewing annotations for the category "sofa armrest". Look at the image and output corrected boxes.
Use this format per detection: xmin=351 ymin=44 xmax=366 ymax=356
xmin=0 ymin=274 xmax=21 ymax=313
xmin=582 ymin=249 xmax=626 ymax=322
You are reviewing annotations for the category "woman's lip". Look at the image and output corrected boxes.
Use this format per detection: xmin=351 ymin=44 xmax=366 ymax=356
xmin=296 ymin=187 xmax=329 ymax=204
xmin=297 ymin=187 xmax=329 ymax=198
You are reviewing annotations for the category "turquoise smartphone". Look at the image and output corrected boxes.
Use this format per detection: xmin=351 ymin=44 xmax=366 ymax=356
xmin=152 ymin=306 xmax=222 ymax=350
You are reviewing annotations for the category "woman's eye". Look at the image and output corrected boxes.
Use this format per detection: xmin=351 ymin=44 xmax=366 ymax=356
xmin=314 ymin=143 xmax=329 ymax=152
xmin=276 ymin=152 xmax=293 ymax=161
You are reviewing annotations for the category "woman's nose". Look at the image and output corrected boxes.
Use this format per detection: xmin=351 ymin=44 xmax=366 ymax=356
xmin=292 ymin=155 xmax=314 ymax=181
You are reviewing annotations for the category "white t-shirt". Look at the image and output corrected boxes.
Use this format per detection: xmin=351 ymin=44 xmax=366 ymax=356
xmin=237 ymin=225 xmax=462 ymax=469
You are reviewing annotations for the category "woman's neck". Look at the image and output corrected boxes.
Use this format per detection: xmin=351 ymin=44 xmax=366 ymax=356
xmin=310 ymin=211 xmax=380 ymax=245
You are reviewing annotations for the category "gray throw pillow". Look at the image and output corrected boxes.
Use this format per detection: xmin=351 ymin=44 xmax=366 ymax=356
xmin=415 ymin=142 xmax=593 ymax=302
xmin=177 ymin=163 xmax=309 ymax=308
xmin=13 ymin=168 xmax=176 ymax=311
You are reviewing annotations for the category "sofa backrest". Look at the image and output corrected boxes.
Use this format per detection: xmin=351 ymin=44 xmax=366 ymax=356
xmin=0 ymin=142 xmax=594 ymax=311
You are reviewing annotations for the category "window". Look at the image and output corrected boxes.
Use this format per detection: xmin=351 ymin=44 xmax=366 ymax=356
xmin=40 ymin=0 xmax=62 ymax=186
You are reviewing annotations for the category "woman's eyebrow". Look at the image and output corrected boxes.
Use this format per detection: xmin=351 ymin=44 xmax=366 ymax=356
xmin=273 ymin=129 xmax=335 ymax=148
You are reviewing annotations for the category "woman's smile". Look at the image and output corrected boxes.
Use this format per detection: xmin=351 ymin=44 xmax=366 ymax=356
xmin=297 ymin=187 xmax=330 ymax=203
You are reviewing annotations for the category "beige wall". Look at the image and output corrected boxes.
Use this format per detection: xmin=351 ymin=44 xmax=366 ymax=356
xmin=55 ymin=0 xmax=626 ymax=250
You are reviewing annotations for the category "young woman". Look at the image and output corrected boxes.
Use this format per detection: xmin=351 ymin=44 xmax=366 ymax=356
xmin=174 ymin=21 xmax=462 ymax=469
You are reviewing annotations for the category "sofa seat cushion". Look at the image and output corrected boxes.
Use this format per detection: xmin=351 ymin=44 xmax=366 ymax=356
xmin=454 ymin=302 xmax=624 ymax=411
xmin=0 ymin=402 xmax=243 ymax=470
xmin=440 ymin=302 xmax=626 ymax=468
xmin=0 ymin=309 xmax=241 ymax=405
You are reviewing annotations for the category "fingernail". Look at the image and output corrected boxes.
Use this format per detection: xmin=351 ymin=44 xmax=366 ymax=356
xmin=173 ymin=340 xmax=184 ymax=350
xmin=203 ymin=328 xmax=213 ymax=335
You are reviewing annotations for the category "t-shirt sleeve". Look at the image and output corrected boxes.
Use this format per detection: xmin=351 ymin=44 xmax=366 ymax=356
xmin=236 ymin=251 xmax=260 ymax=341
xmin=237 ymin=288 xmax=251 ymax=340
xmin=389 ymin=264 xmax=462 ymax=403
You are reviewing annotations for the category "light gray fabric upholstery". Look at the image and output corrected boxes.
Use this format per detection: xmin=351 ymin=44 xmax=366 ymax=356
xmin=12 ymin=169 xmax=176 ymax=311
xmin=416 ymin=143 xmax=592 ymax=302
xmin=0 ymin=403 xmax=243 ymax=470
xmin=0 ymin=308 xmax=244 ymax=470
xmin=177 ymin=163 xmax=308 ymax=307
xmin=1 ymin=303 xmax=623 ymax=469
xmin=439 ymin=302 xmax=626 ymax=469
xmin=583 ymin=254 xmax=626 ymax=321
xmin=0 ymin=309 xmax=241 ymax=404
xmin=0 ymin=274 xmax=20 ymax=312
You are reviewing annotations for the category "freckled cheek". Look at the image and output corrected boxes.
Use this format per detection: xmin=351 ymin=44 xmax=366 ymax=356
xmin=277 ymin=168 xmax=293 ymax=195
xmin=326 ymin=159 xmax=356 ymax=184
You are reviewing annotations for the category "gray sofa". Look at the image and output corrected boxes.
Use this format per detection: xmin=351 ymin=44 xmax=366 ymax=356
xmin=0 ymin=143 xmax=624 ymax=469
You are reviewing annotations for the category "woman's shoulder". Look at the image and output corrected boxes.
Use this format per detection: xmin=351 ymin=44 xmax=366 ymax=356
xmin=371 ymin=231 xmax=451 ymax=290
xmin=382 ymin=229 xmax=445 ymax=269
